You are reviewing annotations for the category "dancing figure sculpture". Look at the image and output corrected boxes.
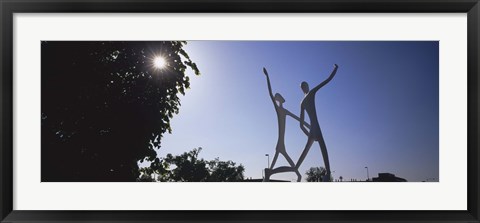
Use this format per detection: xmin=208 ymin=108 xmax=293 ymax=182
xmin=262 ymin=68 xmax=310 ymax=182
xmin=296 ymin=64 xmax=339 ymax=182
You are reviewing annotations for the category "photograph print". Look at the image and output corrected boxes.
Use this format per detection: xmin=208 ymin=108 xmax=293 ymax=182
xmin=41 ymin=41 xmax=439 ymax=182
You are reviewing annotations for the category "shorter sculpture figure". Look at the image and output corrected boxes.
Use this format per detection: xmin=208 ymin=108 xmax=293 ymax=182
xmin=262 ymin=68 xmax=310 ymax=182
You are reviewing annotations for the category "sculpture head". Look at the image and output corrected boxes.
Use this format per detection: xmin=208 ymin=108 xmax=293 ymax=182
xmin=274 ymin=93 xmax=285 ymax=106
xmin=301 ymin=81 xmax=309 ymax=94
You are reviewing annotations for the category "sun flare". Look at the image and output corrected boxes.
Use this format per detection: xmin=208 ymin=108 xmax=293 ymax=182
xmin=153 ymin=56 xmax=166 ymax=69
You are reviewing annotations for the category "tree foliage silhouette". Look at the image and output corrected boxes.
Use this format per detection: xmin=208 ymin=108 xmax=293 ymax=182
xmin=138 ymin=148 xmax=245 ymax=182
xmin=208 ymin=158 xmax=245 ymax=182
xmin=41 ymin=41 xmax=200 ymax=182
xmin=305 ymin=166 xmax=327 ymax=182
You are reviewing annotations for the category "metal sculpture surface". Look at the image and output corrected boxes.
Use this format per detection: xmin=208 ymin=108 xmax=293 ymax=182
xmin=262 ymin=64 xmax=338 ymax=182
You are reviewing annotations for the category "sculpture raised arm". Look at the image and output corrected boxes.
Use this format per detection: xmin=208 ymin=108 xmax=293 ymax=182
xmin=309 ymin=64 xmax=339 ymax=95
xmin=263 ymin=67 xmax=277 ymax=106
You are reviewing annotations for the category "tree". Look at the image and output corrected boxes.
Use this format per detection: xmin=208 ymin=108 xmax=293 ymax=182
xmin=138 ymin=148 xmax=245 ymax=182
xmin=163 ymin=148 xmax=210 ymax=182
xmin=208 ymin=158 xmax=245 ymax=182
xmin=305 ymin=166 xmax=327 ymax=182
xmin=41 ymin=41 xmax=200 ymax=182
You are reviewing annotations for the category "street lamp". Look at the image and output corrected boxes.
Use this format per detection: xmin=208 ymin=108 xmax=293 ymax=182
xmin=265 ymin=154 xmax=270 ymax=169
xmin=364 ymin=166 xmax=369 ymax=181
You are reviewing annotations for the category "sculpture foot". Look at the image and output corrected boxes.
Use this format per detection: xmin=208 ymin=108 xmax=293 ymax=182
xmin=322 ymin=175 xmax=331 ymax=182
xmin=295 ymin=171 xmax=302 ymax=182
xmin=263 ymin=168 xmax=271 ymax=182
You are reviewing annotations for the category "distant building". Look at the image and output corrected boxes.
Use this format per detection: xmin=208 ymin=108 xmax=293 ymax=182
xmin=372 ymin=173 xmax=407 ymax=182
xmin=243 ymin=178 xmax=290 ymax=182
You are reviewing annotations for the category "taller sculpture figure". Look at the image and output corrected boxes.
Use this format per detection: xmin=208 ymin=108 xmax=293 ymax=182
xmin=296 ymin=64 xmax=339 ymax=182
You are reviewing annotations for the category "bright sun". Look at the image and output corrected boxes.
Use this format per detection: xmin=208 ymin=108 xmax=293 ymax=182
xmin=153 ymin=56 xmax=166 ymax=69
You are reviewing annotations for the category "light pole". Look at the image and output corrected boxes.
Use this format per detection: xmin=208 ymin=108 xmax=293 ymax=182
xmin=364 ymin=166 xmax=369 ymax=181
xmin=265 ymin=154 xmax=270 ymax=169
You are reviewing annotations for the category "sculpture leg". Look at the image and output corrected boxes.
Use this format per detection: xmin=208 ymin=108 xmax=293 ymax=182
xmin=270 ymin=152 xmax=280 ymax=169
xmin=283 ymin=151 xmax=302 ymax=182
xmin=264 ymin=151 xmax=280 ymax=182
xmin=317 ymin=137 xmax=331 ymax=182
xmin=266 ymin=153 xmax=299 ymax=181
xmin=295 ymin=137 xmax=314 ymax=170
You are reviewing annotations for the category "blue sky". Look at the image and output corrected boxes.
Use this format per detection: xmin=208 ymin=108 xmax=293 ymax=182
xmin=154 ymin=41 xmax=439 ymax=182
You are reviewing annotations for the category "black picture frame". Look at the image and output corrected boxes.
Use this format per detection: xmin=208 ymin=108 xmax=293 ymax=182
xmin=1 ymin=0 xmax=479 ymax=222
